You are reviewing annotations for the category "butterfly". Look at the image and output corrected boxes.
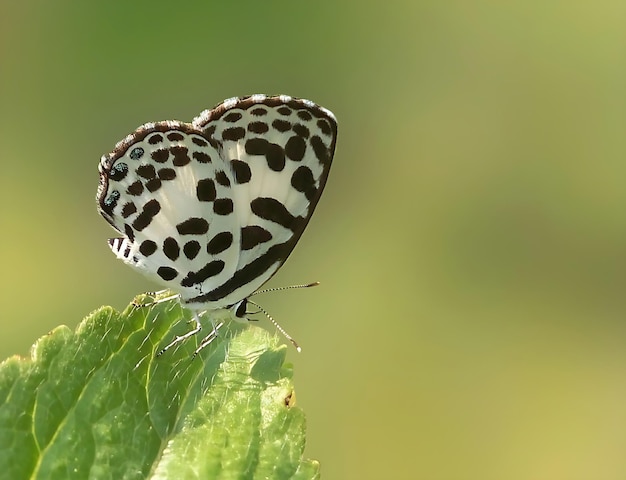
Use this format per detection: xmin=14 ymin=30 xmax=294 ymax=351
xmin=97 ymin=94 xmax=337 ymax=353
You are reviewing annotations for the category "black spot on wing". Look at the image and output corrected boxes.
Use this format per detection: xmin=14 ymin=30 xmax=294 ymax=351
xmin=139 ymin=240 xmax=157 ymax=256
xmin=241 ymin=225 xmax=273 ymax=250
xmin=145 ymin=178 xmax=162 ymax=192
xmin=183 ymin=240 xmax=201 ymax=260
xmin=222 ymin=127 xmax=245 ymax=141
xmin=245 ymin=138 xmax=268 ymax=155
xmin=181 ymin=260 xmax=225 ymax=287
xmin=266 ymin=144 xmax=285 ymax=171
xmin=121 ymin=202 xmax=136 ymax=218
xmin=110 ymin=163 xmax=128 ymax=181
xmin=214 ymin=198 xmax=234 ymax=215
xmin=102 ymin=190 xmax=120 ymax=214
xmin=297 ymin=110 xmax=312 ymax=121
xmin=132 ymin=199 xmax=161 ymax=231
xmin=292 ymin=124 xmax=310 ymax=138
xmin=310 ymin=136 xmax=331 ymax=165
xmin=124 ymin=224 xmax=135 ymax=242
xmin=163 ymin=237 xmax=180 ymax=261
xmin=291 ymin=166 xmax=317 ymax=201
xmin=248 ymin=122 xmax=269 ymax=134
xmin=192 ymin=137 xmax=208 ymax=147
xmin=171 ymin=146 xmax=191 ymax=166
xmin=215 ymin=170 xmax=230 ymax=187
xmin=223 ymin=111 xmax=242 ymax=122
xmin=129 ymin=147 xmax=144 ymax=160
xmin=285 ymin=136 xmax=306 ymax=162
xmin=158 ymin=266 xmax=178 ymax=281
xmin=136 ymin=164 xmax=156 ymax=179
xmin=207 ymin=231 xmax=233 ymax=254
xmin=127 ymin=181 xmax=144 ymax=196
xmin=177 ymin=218 xmax=209 ymax=235
xmin=167 ymin=132 xmax=184 ymax=141
xmin=158 ymin=168 xmax=176 ymax=180
xmin=317 ymin=119 xmax=332 ymax=136
xmin=151 ymin=149 xmax=169 ymax=163
xmin=196 ymin=178 xmax=216 ymax=202
xmin=272 ymin=120 xmax=291 ymax=132
xmin=231 ymin=160 xmax=251 ymax=184
xmin=193 ymin=151 xmax=212 ymax=163
xmin=251 ymin=197 xmax=300 ymax=232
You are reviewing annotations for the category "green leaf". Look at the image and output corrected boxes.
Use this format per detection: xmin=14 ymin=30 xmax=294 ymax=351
xmin=0 ymin=297 xmax=319 ymax=479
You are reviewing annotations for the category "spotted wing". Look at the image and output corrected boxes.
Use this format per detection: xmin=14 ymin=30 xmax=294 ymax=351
xmin=97 ymin=122 xmax=243 ymax=305
xmin=186 ymin=95 xmax=337 ymax=309
xmin=97 ymin=95 xmax=337 ymax=311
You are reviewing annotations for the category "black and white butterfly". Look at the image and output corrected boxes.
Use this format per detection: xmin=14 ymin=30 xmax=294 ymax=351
xmin=97 ymin=94 xmax=337 ymax=353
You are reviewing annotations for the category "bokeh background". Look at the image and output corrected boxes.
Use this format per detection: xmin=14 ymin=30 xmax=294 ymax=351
xmin=1 ymin=1 xmax=624 ymax=479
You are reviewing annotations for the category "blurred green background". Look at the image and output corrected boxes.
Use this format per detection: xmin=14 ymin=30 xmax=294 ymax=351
xmin=1 ymin=1 xmax=624 ymax=478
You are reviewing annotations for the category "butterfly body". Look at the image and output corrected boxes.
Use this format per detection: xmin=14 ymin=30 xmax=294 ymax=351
xmin=97 ymin=95 xmax=337 ymax=319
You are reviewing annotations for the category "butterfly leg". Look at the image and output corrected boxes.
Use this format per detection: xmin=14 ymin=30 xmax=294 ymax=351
xmin=193 ymin=319 xmax=225 ymax=357
xmin=144 ymin=289 xmax=170 ymax=296
xmin=156 ymin=313 xmax=202 ymax=356
xmin=133 ymin=291 xmax=179 ymax=308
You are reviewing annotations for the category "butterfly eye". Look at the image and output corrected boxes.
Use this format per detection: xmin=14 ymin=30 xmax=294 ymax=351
xmin=129 ymin=147 xmax=144 ymax=160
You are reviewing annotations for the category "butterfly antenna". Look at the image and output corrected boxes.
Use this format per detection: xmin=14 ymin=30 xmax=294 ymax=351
xmin=251 ymin=281 xmax=320 ymax=296
xmin=247 ymin=299 xmax=302 ymax=353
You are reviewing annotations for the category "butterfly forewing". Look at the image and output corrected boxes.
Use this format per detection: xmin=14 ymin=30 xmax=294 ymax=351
xmin=97 ymin=95 xmax=337 ymax=312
